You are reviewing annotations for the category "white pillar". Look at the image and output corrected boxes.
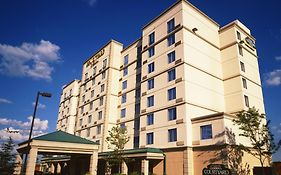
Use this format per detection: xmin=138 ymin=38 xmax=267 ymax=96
xmin=141 ymin=159 xmax=149 ymax=175
xmin=89 ymin=152 xmax=98 ymax=175
xmin=121 ymin=161 xmax=128 ymax=175
xmin=25 ymin=147 xmax=38 ymax=175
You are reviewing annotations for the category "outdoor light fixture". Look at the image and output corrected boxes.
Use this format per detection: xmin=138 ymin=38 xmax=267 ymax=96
xmin=22 ymin=91 xmax=52 ymax=174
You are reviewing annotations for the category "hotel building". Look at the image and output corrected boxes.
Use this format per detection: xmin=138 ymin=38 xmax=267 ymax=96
xmin=56 ymin=0 xmax=265 ymax=174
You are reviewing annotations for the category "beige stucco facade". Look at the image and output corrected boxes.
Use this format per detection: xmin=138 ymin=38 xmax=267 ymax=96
xmin=56 ymin=0 xmax=265 ymax=174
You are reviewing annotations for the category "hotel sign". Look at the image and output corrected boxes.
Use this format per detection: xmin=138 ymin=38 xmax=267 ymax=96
xmin=203 ymin=164 xmax=231 ymax=175
xmin=86 ymin=49 xmax=105 ymax=67
xmin=244 ymin=37 xmax=256 ymax=50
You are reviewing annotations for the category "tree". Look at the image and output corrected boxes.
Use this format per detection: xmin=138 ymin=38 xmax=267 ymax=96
xmin=106 ymin=126 xmax=130 ymax=174
xmin=233 ymin=107 xmax=281 ymax=169
xmin=0 ymin=137 xmax=17 ymax=175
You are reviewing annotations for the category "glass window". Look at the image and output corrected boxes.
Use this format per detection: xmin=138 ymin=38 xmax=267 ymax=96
xmin=244 ymin=95 xmax=249 ymax=107
xmin=70 ymin=89 xmax=72 ymax=95
xmin=102 ymin=72 xmax=106 ymax=79
xmin=168 ymin=69 xmax=176 ymax=81
xmin=149 ymin=32 xmax=155 ymax=45
xmin=98 ymin=111 xmax=102 ymax=120
xmin=121 ymin=109 xmax=126 ymax=118
xmin=86 ymin=128 xmax=90 ymax=137
xmin=201 ymin=125 xmax=212 ymax=140
xmin=82 ymin=95 xmax=85 ymax=102
xmin=93 ymin=67 xmax=96 ymax=75
xmin=147 ymin=113 xmax=154 ymax=125
xmin=103 ymin=59 xmax=107 ymax=68
xmin=81 ymin=106 xmax=84 ymax=114
xmin=168 ymin=51 xmax=175 ymax=63
xmin=90 ymin=102 xmax=93 ymax=110
xmin=148 ymin=47 xmax=155 ymax=57
xmin=97 ymin=125 xmax=101 ymax=134
xmin=101 ymin=84 xmax=105 ymax=92
xmin=84 ymin=84 xmax=87 ymax=91
xmin=167 ymin=18 xmax=175 ymax=33
xmin=122 ymin=80 xmax=127 ymax=90
xmin=121 ymin=93 xmax=127 ymax=103
xmin=168 ymin=107 xmax=177 ymax=121
xmin=91 ymin=90 xmax=94 ymax=97
xmin=168 ymin=87 xmax=176 ymax=100
xmin=123 ymin=67 xmax=128 ymax=76
xmin=79 ymin=118 xmax=83 ymax=126
xmin=120 ymin=123 xmax=125 ymax=129
xmin=85 ymin=73 xmax=88 ymax=80
xmin=168 ymin=128 xmax=177 ymax=142
xmin=147 ymin=132 xmax=154 ymax=145
xmin=237 ymin=31 xmax=241 ymax=40
xmin=167 ymin=34 xmax=175 ymax=46
xmin=147 ymin=96 xmax=154 ymax=107
xmin=124 ymin=55 xmax=129 ymax=65
xmin=88 ymin=115 xmax=92 ymax=123
xmin=239 ymin=46 xmax=243 ymax=56
xmin=92 ymin=78 xmax=95 ymax=85
xmin=242 ymin=78 xmax=247 ymax=89
xmin=99 ymin=96 xmax=104 ymax=106
xmin=240 ymin=61 xmax=245 ymax=72
xmin=148 ymin=62 xmax=155 ymax=73
xmin=147 ymin=79 xmax=154 ymax=90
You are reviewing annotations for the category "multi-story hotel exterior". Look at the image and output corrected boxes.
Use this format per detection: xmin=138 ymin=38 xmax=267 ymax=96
xmin=56 ymin=0 xmax=265 ymax=174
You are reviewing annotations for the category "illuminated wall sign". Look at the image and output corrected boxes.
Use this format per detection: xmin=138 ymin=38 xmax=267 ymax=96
xmin=86 ymin=49 xmax=105 ymax=67
xmin=202 ymin=164 xmax=231 ymax=175
xmin=244 ymin=37 xmax=256 ymax=50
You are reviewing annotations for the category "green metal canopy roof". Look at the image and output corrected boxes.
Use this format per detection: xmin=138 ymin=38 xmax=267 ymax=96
xmin=19 ymin=130 xmax=98 ymax=145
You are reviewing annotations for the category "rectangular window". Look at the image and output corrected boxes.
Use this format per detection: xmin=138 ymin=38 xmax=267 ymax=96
xmin=98 ymin=111 xmax=102 ymax=120
xmin=99 ymin=97 xmax=104 ymax=106
xmin=240 ymin=61 xmax=245 ymax=72
xmin=167 ymin=34 xmax=175 ymax=46
xmin=101 ymin=84 xmax=105 ymax=92
xmin=168 ymin=69 xmax=176 ymax=81
xmin=147 ymin=96 xmax=154 ymax=107
xmin=85 ymin=73 xmax=88 ymax=80
xmin=69 ymin=89 xmax=72 ymax=95
xmin=82 ymin=95 xmax=85 ymax=102
xmin=148 ymin=47 xmax=155 ymax=57
xmin=168 ymin=51 xmax=175 ymax=63
xmin=86 ymin=128 xmax=90 ymax=137
xmin=97 ymin=125 xmax=101 ymax=134
xmin=93 ymin=67 xmax=96 ymax=75
xmin=124 ymin=55 xmax=129 ymax=65
xmin=149 ymin=32 xmax=155 ymax=45
xmin=244 ymin=95 xmax=249 ymax=107
xmin=242 ymin=78 xmax=247 ymax=89
xmin=92 ymin=78 xmax=95 ymax=85
xmin=122 ymin=80 xmax=127 ymax=90
xmin=121 ymin=93 xmax=127 ymax=103
xmin=121 ymin=109 xmax=126 ymax=118
xmin=168 ymin=128 xmax=177 ymax=142
xmin=147 ymin=79 xmax=154 ymax=90
xmin=147 ymin=132 xmax=154 ymax=145
xmin=167 ymin=18 xmax=175 ymax=33
xmin=238 ymin=46 xmax=243 ymax=56
xmin=168 ymin=107 xmax=177 ymax=121
xmin=120 ymin=123 xmax=126 ymax=129
xmin=79 ymin=118 xmax=83 ymax=126
xmin=168 ymin=87 xmax=176 ymax=100
xmin=123 ymin=67 xmax=128 ymax=76
xmin=81 ymin=106 xmax=84 ymax=114
xmin=103 ymin=59 xmax=107 ymax=68
xmin=91 ymin=90 xmax=94 ymax=98
xmin=90 ymin=101 xmax=93 ymax=110
xmin=200 ymin=125 xmax=212 ymax=140
xmin=148 ymin=62 xmax=155 ymax=73
xmin=102 ymin=72 xmax=106 ymax=79
xmin=147 ymin=113 xmax=154 ymax=125
xmin=237 ymin=31 xmax=241 ymax=40
xmin=88 ymin=115 xmax=92 ymax=123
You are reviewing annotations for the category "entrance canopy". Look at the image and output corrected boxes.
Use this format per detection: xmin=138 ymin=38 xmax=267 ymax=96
xmin=17 ymin=131 xmax=99 ymax=175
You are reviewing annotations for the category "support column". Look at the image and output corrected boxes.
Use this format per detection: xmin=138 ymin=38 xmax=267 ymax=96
xmin=141 ymin=159 xmax=149 ymax=175
xmin=121 ymin=161 xmax=128 ymax=175
xmin=69 ymin=157 xmax=76 ymax=175
xmin=89 ymin=152 xmax=98 ymax=175
xmin=183 ymin=147 xmax=194 ymax=175
xmin=25 ymin=147 xmax=38 ymax=175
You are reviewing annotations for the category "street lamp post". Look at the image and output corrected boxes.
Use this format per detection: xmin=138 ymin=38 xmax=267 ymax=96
xmin=22 ymin=91 xmax=52 ymax=174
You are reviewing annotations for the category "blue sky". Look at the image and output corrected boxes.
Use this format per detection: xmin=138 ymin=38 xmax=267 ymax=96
xmin=0 ymin=0 xmax=280 ymax=160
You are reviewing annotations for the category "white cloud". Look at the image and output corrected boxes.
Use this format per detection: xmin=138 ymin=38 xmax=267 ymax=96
xmin=32 ymin=102 xmax=46 ymax=109
xmin=276 ymin=56 xmax=281 ymax=61
xmin=0 ymin=127 xmax=46 ymax=142
xmin=264 ymin=69 xmax=281 ymax=86
xmin=0 ymin=40 xmax=61 ymax=81
xmin=0 ymin=98 xmax=12 ymax=104
xmin=0 ymin=116 xmax=48 ymax=131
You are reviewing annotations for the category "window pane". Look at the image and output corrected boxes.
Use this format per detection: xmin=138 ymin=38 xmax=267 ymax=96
xmin=148 ymin=62 xmax=155 ymax=73
xmin=168 ymin=88 xmax=176 ymax=100
xmin=147 ymin=96 xmax=154 ymax=107
xmin=122 ymin=80 xmax=127 ymax=90
xmin=148 ymin=47 xmax=155 ymax=57
xmin=168 ymin=69 xmax=176 ymax=81
xmin=168 ymin=107 xmax=177 ymax=121
xmin=147 ymin=113 xmax=154 ymax=125
xmin=149 ymin=32 xmax=155 ymax=45
xmin=122 ymin=94 xmax=127 ymax=103
xmin=167 ymin=34 xmax=175 ymax=46
xmin=124 ymin=55 xmax=129 ymax=65
xmin=147 ymin=132 xmax=154 ymax=144
xmin=167 ymin=18 xmax=175 ymax=33
xmin=148 ymin=79 xmax=154 ymax=90
xmin=123 ymin=67 xmax=128 ymax=76
xmin=200 ymin=125 xmax=212 ymax=140
xmin=168 ymin=128 xmax=177 ymax=142
xmin=121 ymin=109 xmax=126 ymax=118
xmin=168 ymin=51 xmax=176 ymax=63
